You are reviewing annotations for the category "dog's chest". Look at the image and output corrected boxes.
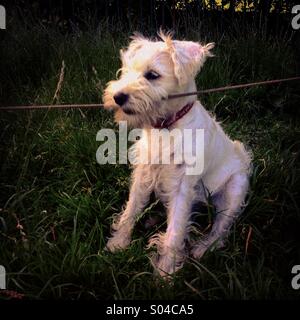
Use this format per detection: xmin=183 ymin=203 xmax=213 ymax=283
xmin=131 ymin=129 xmax=191 ymax=201
xmin=147 ymin=164 xmax=183 ymax=203
xmin=133 ymin=128 xmax=186 ymax=165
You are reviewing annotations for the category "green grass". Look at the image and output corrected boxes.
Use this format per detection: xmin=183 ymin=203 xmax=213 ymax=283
xmin=0 ymin=17 xmax=300 ymax=300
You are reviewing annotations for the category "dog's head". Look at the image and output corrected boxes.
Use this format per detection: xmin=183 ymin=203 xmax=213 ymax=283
xmin=103 ymin=31 xmax=214 ymax=127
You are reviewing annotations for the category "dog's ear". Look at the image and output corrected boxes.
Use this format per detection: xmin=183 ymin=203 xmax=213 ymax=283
xmin=169 ymin=41 xmax=215 ymax=86
xmin=120 ymin=48 xmax=127 ymax=65
xmin=120 ymin=33 xmax=149 ymax=66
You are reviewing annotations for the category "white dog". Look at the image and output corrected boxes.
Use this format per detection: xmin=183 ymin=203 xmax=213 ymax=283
xmin=103 ymin=31 xmax=252 ymax=277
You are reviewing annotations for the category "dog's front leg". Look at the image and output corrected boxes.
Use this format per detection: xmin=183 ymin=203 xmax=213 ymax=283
xmin=106 ymin=165 xmax=152 ymax=252
xmin=153 ymin=176 xmax=195 ymax=277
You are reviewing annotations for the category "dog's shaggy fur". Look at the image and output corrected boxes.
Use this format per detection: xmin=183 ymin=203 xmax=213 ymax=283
xmin=103 ymin=31 xmax=252 ymax=277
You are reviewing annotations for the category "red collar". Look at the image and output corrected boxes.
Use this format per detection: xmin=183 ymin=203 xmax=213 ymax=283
xmin=153 ymin=102 xmax=195 ymax=129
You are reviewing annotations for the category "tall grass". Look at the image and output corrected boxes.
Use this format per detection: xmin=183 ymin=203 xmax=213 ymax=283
xmin=0 ymin=15 xmax=299 ymax=299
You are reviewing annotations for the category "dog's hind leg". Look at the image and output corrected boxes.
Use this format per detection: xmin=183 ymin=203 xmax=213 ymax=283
xmin=106 ymin=165 xmax=152 ymax=252
xmin=191 ymin=171 xmax=249 ymax=259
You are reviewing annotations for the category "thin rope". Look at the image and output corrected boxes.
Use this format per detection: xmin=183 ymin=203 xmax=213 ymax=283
xmin=167 ymin=76 xmax=300 ymax=99
xmin=0 ymin=103 xmax=102 ymax=111
xmin=0 ymin=76 xmax=299 ymax=111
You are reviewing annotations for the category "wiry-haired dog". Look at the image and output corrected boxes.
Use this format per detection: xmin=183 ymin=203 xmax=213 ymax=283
xmin=103 ymin=31 xmax=252 ymax=277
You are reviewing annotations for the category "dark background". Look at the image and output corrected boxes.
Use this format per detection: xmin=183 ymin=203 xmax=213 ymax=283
xmin=0 ymin=0 xmax=300 ymax=300
xmin=3 ymin=0 xmax=300 ymax=32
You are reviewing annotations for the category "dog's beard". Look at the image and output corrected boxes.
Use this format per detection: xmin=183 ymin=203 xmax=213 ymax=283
xmin=103 ymin=82 xmax=170 ymax=128
xmin=114 ymin=103 xmax=157 ymax=128
xmin=114 ymin=95 xmax=167 ymax=128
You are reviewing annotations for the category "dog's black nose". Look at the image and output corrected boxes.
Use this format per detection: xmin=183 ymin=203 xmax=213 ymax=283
xmin=113 ymin=93 xmax=129 ymax=106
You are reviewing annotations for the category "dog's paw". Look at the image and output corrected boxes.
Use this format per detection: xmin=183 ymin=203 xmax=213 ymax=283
xmin=155 ymin=256 xmax=175 ymax=278
xmin=153 ymin=254 xmax=184 ymax=279
xmin=190 ymin=244 xmax=207 ymax=259
xmin=191 ymin=238 xmax=225 ymax=259
xmin=105 ymin=233 xmax=131 ymax=252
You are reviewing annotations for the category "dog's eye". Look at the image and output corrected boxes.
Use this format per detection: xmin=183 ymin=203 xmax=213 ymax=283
xmin=144 ymin=70 xmax=161 ymax=81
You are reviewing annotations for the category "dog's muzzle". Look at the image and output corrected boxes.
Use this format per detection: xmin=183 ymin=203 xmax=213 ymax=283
xmin=113 ymin=92 xmax=137 ymax=115
xmin=113 ymin=92 xmax=129 ymax=106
